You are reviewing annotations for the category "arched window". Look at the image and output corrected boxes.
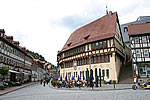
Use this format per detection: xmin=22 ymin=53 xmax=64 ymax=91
xmin=124 ymin=27 xmax=128 ymax=32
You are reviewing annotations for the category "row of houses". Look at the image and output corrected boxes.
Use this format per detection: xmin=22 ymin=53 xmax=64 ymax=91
xmin=57 ymin=11 xmax=150 ymax=83
xmin=121 ymin=16 xmax=150 ymax=82
xmin=0 ymin=29 xmax=52 ymax=84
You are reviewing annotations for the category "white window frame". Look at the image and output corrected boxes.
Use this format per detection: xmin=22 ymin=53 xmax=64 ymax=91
xmin=144 ymin=49 xmax=149 ymax=57
xmin=135 ymin=37 xmax=139 ymax=43
xmin=136 ymin=49 xmax=141 ymax=57
xmin=142 ymin=36 xmax=147 ymax=43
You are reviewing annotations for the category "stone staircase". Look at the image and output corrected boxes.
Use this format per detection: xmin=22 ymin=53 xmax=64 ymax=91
xmin=119 ymin=62 xmax=133 ymax=84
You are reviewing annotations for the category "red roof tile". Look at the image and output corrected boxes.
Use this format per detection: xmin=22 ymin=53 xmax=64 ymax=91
xmin=128 ymin=23 xmax=150 ymax=36
xmin=61 ymin=11 xmax=117 ymax=52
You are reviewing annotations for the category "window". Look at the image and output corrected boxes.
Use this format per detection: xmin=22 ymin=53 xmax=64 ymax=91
xmin=139 ymin=66 xmax=146 ymax=76
xmin=102 ymin=70 xmax=105 ymax=77
xmin=76 ymin=72 xmax=77 ymax=77
xmin=94 ymin=56 xmax=97 ymax=64
xmin=136 ymin=49 xmax=141 ymax=57
xmin=85 ymin=58 xmax=87 ymax=65
xmin=135 ymin=37 xmax=139 ymax=43
xmin=99 ymin=41 xmax=103 ymax=48
xmin=84 ymin=34 xmax=90 ymax=40
xmin=78 ymin=48 xmax=80 ymax=52
xmin=144 ymin=49 xmax=149 ymax=57
xmin=87 ymin=58 xmax=89 ymax=64
xmin=91 ymin=57 xmax=93 ymax=64
xmin=76 ymin=48 xmax=78 ymax=53
xmin=83 ymin=46 xmax=85 ymax=51
xmin=67 ymin=42 xmax=72 ymax=47
xmin=92 ymin=43 xmax=95 ymax=49
xmin=74 ymin=60 xmax=77 ymax=66
xmin=103 ymin=41 xmax=107 ymax=48
xmin=102 ymin=56 xmax=104 ymax=63
xmin=96 ymin=42 xmax=99 ymax=48
xmin=77 ymin=60 xmax=79 ymax=66
xmin=82 ymin=59 xmax=84 ymax=65
xmin=9 ymin=59 xmax=11 ymax=64
xmin=80 ymin=47 xmax=83 ymax=51
xmin=80 ymin=59 xmax=82 ymax=65
xmin=142 ymin=36 xmax=147 ymax=43
xmin=106 ymin=69 xmax=109 ymax=79
xmin=124 ymin=27 xmax=128 ymax=32
xmin=105 ymin=55 xmax=109 ymax=62
xmin=98 ymin=56 xmax=100 ymax=63
xmin=0 ymin=33 xmax=3 ymax=37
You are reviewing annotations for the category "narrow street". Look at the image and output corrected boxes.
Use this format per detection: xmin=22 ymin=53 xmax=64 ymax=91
xmin=0 ymin=83 xmax=150 ymax=100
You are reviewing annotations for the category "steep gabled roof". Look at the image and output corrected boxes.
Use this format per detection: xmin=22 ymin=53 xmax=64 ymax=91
xmin=128 ymin=23 xmax=150 ymax=36
xmin=61 ymin=11 xmax=118 ymax=52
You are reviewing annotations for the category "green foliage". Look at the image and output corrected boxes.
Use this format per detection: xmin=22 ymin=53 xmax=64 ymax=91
xmin=50 ymin=64 xmax=57 ymax=69
xmin=56 ymin=81 xmax=62 ymax=86
xmin=28 ymin=50 xmax=45 ymax=61
xmin=51 ymin=80 xmax=56 ymax=86
xmin=0 ymin=66 xmax=9 ymax=75
xmin=28 ymin=50 xmax=57 ymax=69
xmin=112 ymin=80 xmax=116 ymax=84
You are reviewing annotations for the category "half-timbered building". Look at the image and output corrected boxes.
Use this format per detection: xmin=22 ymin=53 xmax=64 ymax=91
xmin=57 ymin=11 xmax=125 ymax=83
xmin=128 ymin=23 xmax=150 ymax=81
xmin=0 ymin=29 xmax=32 ymax=83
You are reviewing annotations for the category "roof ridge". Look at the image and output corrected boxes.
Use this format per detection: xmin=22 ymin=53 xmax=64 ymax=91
xmin=62 ymin=11 xmax=117 ymax=52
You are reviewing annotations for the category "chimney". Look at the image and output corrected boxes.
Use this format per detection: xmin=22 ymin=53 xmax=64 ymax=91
xmin=6 ymin=36 xmax=13 ymax=43
xmin=13 ymin=41 xmax=20 ymax=47
xmin=20 ymin=46 xmax=26 ymax=51
xmin=109 ymin=11 xmax=112 ymax=17
xmin=0 ymin=29 xmax=5 ymax=37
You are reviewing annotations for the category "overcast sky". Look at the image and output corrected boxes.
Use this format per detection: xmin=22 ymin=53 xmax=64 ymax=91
xmin=0 ymin=0 xmax=150 ymax=65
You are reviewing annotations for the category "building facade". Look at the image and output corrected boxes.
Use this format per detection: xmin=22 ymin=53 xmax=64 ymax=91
xmin=0 ymin=29 xmax=32 ymax=83
xmin=121 ymin=16 xmax=150 ymax=43
xmin=128 ymin=23 xmax=150 ymax=81
xmin=57 ymin=11 xmax=125 ymax=83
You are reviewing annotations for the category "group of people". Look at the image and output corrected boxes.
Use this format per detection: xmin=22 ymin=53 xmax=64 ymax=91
xmin=40 ymin=79 xmax=50 ymax=87
xmin=61 ymin=80 xmax=84 ymax=88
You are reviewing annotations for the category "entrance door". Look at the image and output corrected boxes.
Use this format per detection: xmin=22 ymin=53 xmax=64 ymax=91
xmin=10 ymin=72 xmax=16 ymax=82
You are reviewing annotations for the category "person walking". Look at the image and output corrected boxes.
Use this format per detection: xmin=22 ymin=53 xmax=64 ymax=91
xmin=43 ymin=80 xmax=46 ymax=87
xmin=46 ymin=79 xmax=49 ymax=85
xmin=40 ymin=79 xmax=43 ymax=85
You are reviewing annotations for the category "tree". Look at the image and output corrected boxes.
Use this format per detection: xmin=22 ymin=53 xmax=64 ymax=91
xmin=0 ymin=66 xmax=9 ymax=81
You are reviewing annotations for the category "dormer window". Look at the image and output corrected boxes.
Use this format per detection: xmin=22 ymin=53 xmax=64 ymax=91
xmin=0 ymin=33 xmax=3 ymax=37
xmin=124 ymin=27 xmax=128 ymax=32
xmin=84 ymin=34 xmax=90 ymax=40
xmin=0 ymin=29 xmax=5 ymax=37
xmin=67 ymin=42 xmax=72 ymax=47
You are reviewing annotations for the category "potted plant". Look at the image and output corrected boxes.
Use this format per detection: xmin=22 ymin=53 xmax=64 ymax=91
xmin=57 ymin=81 xmax=61 ymax=88
xmin=51 ymin=80 xmax=56 ymax=87
xmin=112 ymin=80 xmax=116 ymax=89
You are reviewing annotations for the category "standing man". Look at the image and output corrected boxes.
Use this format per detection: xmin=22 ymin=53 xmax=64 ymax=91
xmin=43 ymin=79 xmax=46 ymax=87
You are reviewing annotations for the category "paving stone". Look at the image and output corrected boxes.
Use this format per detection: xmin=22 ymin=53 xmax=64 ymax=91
xmin=0 ymin=83 xmax=149 ymax=100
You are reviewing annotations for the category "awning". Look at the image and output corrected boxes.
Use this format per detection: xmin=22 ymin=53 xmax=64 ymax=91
xmin=22 ymin=72 xmax=31 ymax=75
xmin=9 ymin=70 xmax=20 ymax=74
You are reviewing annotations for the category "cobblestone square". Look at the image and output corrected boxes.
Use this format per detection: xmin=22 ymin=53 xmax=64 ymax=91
xmin=0 ymin=83 xmax=150 ymax=100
